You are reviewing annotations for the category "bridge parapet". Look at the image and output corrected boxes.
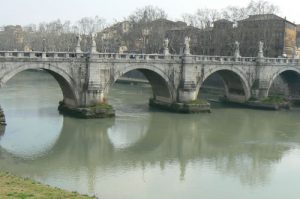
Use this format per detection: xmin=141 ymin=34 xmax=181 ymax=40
xmin=2 ymin=50 xmax=299 ymax=66
xmin=261 ymin=57 xmax=300 ymax=65
xmin=0 ymin=51 xmax=87 ymax=60
xmin=89 ymin=53 xmax=181 ymax=61
xmin=0 ymin=51 xmax=182 ymax=62
xmin=190 ymin=55 xmax=256 ymax=64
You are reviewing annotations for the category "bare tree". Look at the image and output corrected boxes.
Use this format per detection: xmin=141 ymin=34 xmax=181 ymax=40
xmin=196 ymin=9 xmax=221 ymax=29
xmin=128 ymin=5 xmax=168 ymax=23
xmin=247 ymin=0 xmax=279 ymax=15
xmin=76 ymin=16 xmax=106 ymax=35
xmin=182 ymin=8 xmax=221 ymax=29
xmin=221 ymin=6 xmax=248 ymax=22
xmin=222 ymin=0 xmax=279 ymax=22
xmin=182 ymin=13 xmax=199 ymax=27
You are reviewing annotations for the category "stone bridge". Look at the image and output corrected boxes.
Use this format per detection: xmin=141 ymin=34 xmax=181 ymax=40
xmin=1 ymin=37 xmax=300 ymax=118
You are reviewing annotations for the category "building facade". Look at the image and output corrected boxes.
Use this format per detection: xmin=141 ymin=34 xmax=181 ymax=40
xmin=166 ymin=14 xmax=297 ymax=58
xmin=237 ymin=14 xmax=296 ymax=57
xmin=297 ymin=25 xmax=300 ymax=48
xmin=99 ymin=19 xmax=187 ymax=53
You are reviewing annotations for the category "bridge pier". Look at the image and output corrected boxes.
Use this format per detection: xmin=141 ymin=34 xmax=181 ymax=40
xmin=0 ymin=106 xmax=6 ymax=126
xmin=58 ymin=89 xmax=115 ymax=119
xmin=0 ymin=105 xmax=6 ymax=135
xmin=149 ymin=55 xmax=211 ymax=113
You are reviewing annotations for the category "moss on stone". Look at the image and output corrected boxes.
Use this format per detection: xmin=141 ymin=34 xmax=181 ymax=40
xmin=58 ymin=101 xmax=115 ymax=119
xmin=89 ymin=103 xmax=113 ymax=110
xmin=261 ymin=96 xmax=286 ymax=104
xmin=187 ymin=99 xmax=209 ymax=105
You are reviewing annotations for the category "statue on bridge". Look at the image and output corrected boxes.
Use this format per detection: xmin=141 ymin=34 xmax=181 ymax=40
xmin=184 ymin=36 xmax=191 ymax=55
xmin=75 ymin=35 xmax=82 ymax=53
xmin=293 ymin=46 xmax=299 ymax=59
xmin=163 ymin=38 xmax=170 ymax=55
xmin=234 ymin=41 xmax=241 ymax=58
xmin=90 ymin=33 xmax=98 ymax=53
xmin=258 ymin=41 xmax=264 ymax=58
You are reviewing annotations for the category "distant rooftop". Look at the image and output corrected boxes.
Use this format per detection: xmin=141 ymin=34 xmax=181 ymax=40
xmin=239 ymin=14 xmax=295 ymax=25
xmin=214 ymin=19 xmax=234 ymax=24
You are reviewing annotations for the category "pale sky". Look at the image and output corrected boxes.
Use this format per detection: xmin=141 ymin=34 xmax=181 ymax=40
xmin=0 ymin=0 xmax=299 ymax=26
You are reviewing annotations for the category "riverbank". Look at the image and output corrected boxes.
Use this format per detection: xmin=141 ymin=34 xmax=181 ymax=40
xmin=0 ymin=171 xmax=95 ymax=199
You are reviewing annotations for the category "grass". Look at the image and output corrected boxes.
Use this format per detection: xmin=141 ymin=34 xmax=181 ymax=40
xmin=86 ymin=103 xmax=113 ymax=110
xmin=188 ymin=99 xmax=209 ymax=105
xmin=0 ymin=171 xmax=95 ymax=199
xmin=261 ymin=96 xmax=286 ymax=104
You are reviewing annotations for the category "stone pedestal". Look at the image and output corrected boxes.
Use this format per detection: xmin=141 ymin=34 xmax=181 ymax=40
xmin=149 ymin=98 xmax=211 ymax=113
xmin=58 ymin=101 xmax=115 ymax=119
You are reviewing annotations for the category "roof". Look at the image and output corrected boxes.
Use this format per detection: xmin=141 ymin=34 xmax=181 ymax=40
xmin=149 ymin=19 xmax=187 ymax=27
xmin=214 ymin=19 xmax=234 ymax=24
xmin=167 ymin=26 xmax=201 ymax=32
xmin=239 ymin=14 xmax=295 ymax=25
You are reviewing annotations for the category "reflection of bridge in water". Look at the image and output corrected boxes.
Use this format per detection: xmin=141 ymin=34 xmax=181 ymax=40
xmin=1 ymin=109 xmax=300 ymax=186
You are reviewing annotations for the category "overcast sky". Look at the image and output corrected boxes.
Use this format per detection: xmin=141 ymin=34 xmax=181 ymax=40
xmin=0 ymin=0 xmax=299 ymax=26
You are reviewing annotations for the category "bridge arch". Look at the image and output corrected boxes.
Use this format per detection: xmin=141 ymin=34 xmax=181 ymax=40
xmin=267 ymin=67 xmax=300 ymax=98
xmin=109 ymin=64 xmax=174 ymax=103
xmin=196 ymin=66 xmax=251 ymax=102
xmin=0 ymin=64 xmax=78 ymax=106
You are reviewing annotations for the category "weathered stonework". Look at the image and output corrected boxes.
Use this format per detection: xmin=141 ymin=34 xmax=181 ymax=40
xmin=149 ymin=99 xmax=211 ymax=113
xmin=221 ymin=97 xmax=291 ymax=110
xmin=0 ymin=43 xmax=300 ymax=119
xmin=58 ymin=101 xmax=115 ymax=119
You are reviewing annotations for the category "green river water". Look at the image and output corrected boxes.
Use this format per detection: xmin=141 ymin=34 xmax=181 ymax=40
xmin=0 ymin=71 xmax=300 ymax=199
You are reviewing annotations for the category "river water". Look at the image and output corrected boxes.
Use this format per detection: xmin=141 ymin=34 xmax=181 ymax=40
xmin=0 ymin=71 xmax=300 ymax=199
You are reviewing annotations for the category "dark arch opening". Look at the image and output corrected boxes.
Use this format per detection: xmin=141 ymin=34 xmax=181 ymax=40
xmin=2 ymin=68 xmax=77 ymax=107
xmin=114 ymin=69 xmax=171 ymax=101
xmin=44 ymin=69 xmax=77 ymax=106
xmin=269 ymin=70 xmax=300 ymax=101
xmin=137 ymin=69 xmax=171 ymax=101
xmin=108 ymin=69 xmax=172 ymax=113
xmin=198 ymin=70 xmax=247 ymax=103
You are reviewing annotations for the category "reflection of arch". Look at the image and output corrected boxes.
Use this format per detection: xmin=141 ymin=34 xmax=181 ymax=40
xmin=267 ymin=67 xmax=300 ymax=97
xmin=0 ymin=64 xmax=78 ymax=106
xmin=0 ymin=111 xmax=63 ymax=159
xmin=197 ymin=67 xmax=251 ymax=101
xmin=111 ymin=65 xmax=174 ymax=102
xmin=108 ymin=117 xmax=149 ymax=150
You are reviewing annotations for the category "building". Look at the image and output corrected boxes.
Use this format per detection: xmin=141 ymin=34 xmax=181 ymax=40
xmin=167 ymin=14 xmax=297 ymax=58
xmin=297 ymin=25 xmax=300 ymax=47
xmin=4 ymin=25 xmax=24 ymax=44
xmin=0 ymin=25 xmax=25 ymax=50
xmin=237 ymin=14 xmax=296 ymax=57
xmin=99 ymin=19 xmax=187 ymax=53
xmin=166 ymin=26 xmax=205 ymax=54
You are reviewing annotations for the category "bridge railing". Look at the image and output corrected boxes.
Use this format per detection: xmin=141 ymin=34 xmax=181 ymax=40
xmin=0 ymin=51 xmax=182 ymax=61
xmin=90 ymin=53 xmax=181 ymax=61
xmin=0 ymin=51 xmax=88 ymax=59
xmin=262 ymin=57 xmax=300 ymax=64
xmin=191 ymin=55 xmax=256 ymax=63
xmin=1 ymin=51 xmax=299 ymax=65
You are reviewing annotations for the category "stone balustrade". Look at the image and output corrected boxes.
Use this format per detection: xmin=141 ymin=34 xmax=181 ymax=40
xmin=0 ymin=51 xmax=299 ymax=66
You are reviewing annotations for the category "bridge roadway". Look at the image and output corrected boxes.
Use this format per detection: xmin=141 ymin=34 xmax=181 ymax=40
xmin=0 ymin=37 xmax=300 ymax=118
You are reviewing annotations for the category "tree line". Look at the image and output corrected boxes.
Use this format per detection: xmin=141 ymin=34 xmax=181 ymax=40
xmin=0 ymin=0 xmax=279 ymax=53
